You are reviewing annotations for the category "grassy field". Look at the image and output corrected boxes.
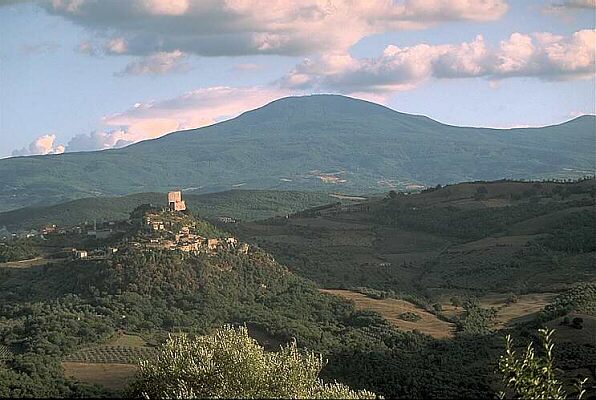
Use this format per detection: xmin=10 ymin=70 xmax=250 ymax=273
xmin=439 ymin=293 xmax=557 ymax=329
xmin=62 ymin=362 xmax=138 ymax=392
xmin=320 ymin=289 xmax=455 ymax=339
xmin=546 ymin=314 xmax=596 ymax=346
xmin=0 ymin=257 xmax=54 ymax=269
xmin=481 ymin=293 xmax=557 ymax=329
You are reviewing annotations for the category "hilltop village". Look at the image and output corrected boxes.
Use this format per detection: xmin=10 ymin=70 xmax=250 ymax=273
xmin=130 ymin=191 xmax=249 ymax=255
xmin=0 ymin=191 xmax=248 ymax=264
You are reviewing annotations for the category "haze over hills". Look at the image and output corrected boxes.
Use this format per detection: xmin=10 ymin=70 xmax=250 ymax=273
xmin=1 ymin=95 xmax=594 ymax=212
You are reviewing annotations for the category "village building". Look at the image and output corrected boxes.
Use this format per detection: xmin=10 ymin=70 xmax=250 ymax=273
xmin=73 ymin=249 xmax=88 ymax=259
xmin=207 ymin=238 xmax=220 ymax=250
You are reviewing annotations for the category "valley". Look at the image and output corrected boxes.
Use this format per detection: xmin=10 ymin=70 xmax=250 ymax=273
xmin=0 ymin=180 xmax=594 ymax=398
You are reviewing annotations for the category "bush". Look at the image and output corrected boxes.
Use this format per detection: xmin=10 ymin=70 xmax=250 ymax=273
xmin=571 ymin=317 xmax=584 ymax=329
xmin=398 ymin=312 xmax=421 ymax=322
xmin=128 ymin=325 xmax=378 ymax=399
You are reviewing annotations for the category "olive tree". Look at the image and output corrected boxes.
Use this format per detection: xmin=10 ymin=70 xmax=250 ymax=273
xmin=128 ymin=325 xmax=378 ymax=399
xmin=498 ymin=328 xmax=586 ymax=400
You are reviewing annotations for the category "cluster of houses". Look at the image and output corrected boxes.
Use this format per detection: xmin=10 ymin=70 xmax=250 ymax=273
xmin=131 ymin=191 xmax=249 ymax=255
xmin=1 ymin=220 xmax=119 ymax=242
xmin=2 ymin=191 xmax=249 ymax=259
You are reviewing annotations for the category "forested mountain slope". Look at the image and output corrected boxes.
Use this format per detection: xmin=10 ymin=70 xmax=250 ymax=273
xmin=1 ymin=95 xmax=593 ymax=212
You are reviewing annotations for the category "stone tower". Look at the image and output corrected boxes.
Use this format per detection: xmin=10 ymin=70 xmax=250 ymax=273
xmin=167 ymin=191 xmax=186 ymax=211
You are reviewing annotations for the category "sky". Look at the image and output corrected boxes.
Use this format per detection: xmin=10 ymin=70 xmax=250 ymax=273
xmin=0 ymin=0 xmax=594 ymax=158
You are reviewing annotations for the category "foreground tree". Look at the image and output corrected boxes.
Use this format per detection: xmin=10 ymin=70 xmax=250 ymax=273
xmin=128 ymin=325 xmax=378 ymax=399
xmin=498 ymin=328 xmax=586 ymax=400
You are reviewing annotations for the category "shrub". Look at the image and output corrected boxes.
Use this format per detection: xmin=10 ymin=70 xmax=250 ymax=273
xmin=398 ymin=312 xmax=421 ymax=322
xmin=128 ymin=325 xmax=378 ymax=399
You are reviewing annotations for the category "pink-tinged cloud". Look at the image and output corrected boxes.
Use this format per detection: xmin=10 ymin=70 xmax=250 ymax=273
xmin=104 ymin=37 xmax=128 ymax=54
xmin=102 ymin=86 xmax=289 ymax=136
xmin=118 ymin=50 xmax=188 ymax=76
xmin=44 ymin=0 xmax=509 ymax=58
xmin=55 ymin=86 xmax=289 ymax=152
xmin=281 ymin=29 xmax=596 ymax=94
xmin=12 ymin=134 xmax=65 ymax=156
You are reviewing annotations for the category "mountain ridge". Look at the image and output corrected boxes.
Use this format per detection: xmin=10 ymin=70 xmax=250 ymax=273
xmin=1 ymin=94 xmax=594 ymax=212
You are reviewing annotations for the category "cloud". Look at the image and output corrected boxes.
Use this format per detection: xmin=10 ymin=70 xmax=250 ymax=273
xmin=233 ymin=63 xmax=263 ymax=72
xmin=43 ymin=0 xmax=508 ymax=58
xmin=20 ymin=41 xmax=61 ymax=55
xmin=65 ymin=130 xmax=133 ymax=152
xmin=101 ymin=86 xmax=289 ymax=141
xmin=12 ymin=134 xmax=65 ymax=156
xmin=117 ymin=50 xmax=189 ymax=76
xmin=280 ymin=29 xmax=596 ymax=94
xmin=12 ymin=86 xmax=290 ymax=156
xmin=104 ymin=37 xmax=128 ymax=54
xmin=75 ymin=40 xmax=98 ymax=55
xmin=546 ymin=0 xmax=596 ymax=10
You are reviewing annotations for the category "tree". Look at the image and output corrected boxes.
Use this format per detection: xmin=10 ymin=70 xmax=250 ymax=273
xmin=388 ymin=190 xmax=398 ymax=200
xmin=450 ymin=296 xmax=462 ymax=308
xmin=498 ymin=328 xmax=586 ymax=400
xmin=128 ymin=325 xmax=378 ymax=399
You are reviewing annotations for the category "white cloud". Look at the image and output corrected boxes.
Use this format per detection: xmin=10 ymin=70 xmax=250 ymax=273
xmin=118 ymin=50 xmax=189 ymax=76
xmin=44 ymin=0 xmax=508 ymax=58
xmin=65 ymin=130 xmax=132 ymax=152
xmin=11 ymin=86 xmax=290 ymax=156
xmin=12 ymin=134 xmax=65 ymax=156
xmin=281 ymin=29 xmax=596 ymax=94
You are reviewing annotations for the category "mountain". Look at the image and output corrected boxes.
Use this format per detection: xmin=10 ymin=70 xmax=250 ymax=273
xmin=0 ymin=190 xmax=335 ymax=231
xmin=1 ymin=95 xmax=594 ymax=212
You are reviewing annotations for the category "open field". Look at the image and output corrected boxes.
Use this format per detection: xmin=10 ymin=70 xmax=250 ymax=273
xmin=480 ymin=292 xmax=557 ymax=328
xmin=440 ymin=292 xmax=557 ymax=329
xmin=320 ymin=289 xmax=455 ymax=339
xmin=0 ymin=257 xmax=66 ymax=269
xmin=62 ymin=362 xmax=138 ymax=392
xmin=546 ymin=314 xmax=596 ymax=346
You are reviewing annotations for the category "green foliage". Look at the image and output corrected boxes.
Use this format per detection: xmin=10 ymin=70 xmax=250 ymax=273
xmin=397 ymin=312 xmax=421 ymax=322
xmin=541 ymin=210 xmax=596 ymax=253
xmin=498 ymin=329 xmax=586 ymax=400
xmin=371 ymin=196 xmax=594 ymax=241
xmin=0 ymin=240 xmax=39 ymax=263
xmin=0 ymin=190 xmax=334 ymax=231
xmin=539 ymin=283 xmax=596 ymax=322
xmin=128 ymin=325 xmax=378 ymax=399
xmin=456 ymin=302 xmax=497 ymax=335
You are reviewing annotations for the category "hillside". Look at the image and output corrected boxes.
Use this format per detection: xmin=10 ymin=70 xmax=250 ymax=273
xmin=0 ymin=190 xmax=335 ymax=231
xmin=0 ymin=206 xmax=499 ymax=398
xmin=230 ymin=179 xmax=596 ymax=297
xmin=1 ymin=95 xmax=594 ymax=212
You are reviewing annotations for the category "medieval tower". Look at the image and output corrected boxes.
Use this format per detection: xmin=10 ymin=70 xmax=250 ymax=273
xmin=167 ymin=191 xmax=186 ymax=211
